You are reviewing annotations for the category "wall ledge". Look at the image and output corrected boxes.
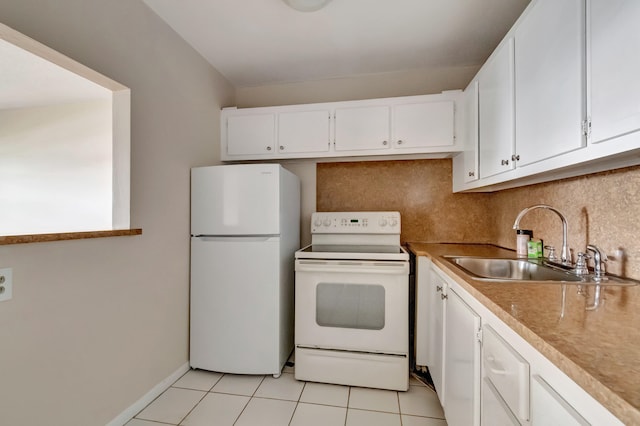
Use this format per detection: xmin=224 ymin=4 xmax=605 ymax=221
xmin=0 ymin=229 xmax=142 ymax=245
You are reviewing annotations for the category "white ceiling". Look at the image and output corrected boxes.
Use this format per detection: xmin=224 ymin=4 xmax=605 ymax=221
xmin=143 ymin=0 xmax=531 ymax=88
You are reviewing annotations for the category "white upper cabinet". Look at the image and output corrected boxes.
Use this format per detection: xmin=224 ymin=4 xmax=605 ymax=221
xmin=478 ymin=37 xmax=515 ymax=179
xmin=220 ymin=92 xmax=462 ymax=161
xmin=225 ymin=113 xmax=276 ymax=157
xmin=452 ymin=79 xmax=479 ymax=192
xmin=589 ymin=0 xmax=640 ymax=145
xmin=392 ymin=100 xmax=455 ymax=149
xmin=334 ymin=105 xmax=391 ymax=151
xmin=462 ymin=80 xmax=479 ymax=183
xmin=514 ymin=0 xmax=586 ymax=167
xmin=278 ymin=110 xmax=330 ymax=154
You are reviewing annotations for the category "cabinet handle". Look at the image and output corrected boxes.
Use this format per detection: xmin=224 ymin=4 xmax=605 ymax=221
xmin=436 ymin=285 xmax=443 ymax=292
xmin=382 ymin=140 xmax=388 ymax=146
xmin=397 ymin=140 xmax=403 ymax=145
xmin=280 ymin=146 xmax=285 ymax=151
xmin=266 ymin=146 xmax=272 ymax=151
xmin=511 ymin=154 xmax=520 ymax=161
xmin=468 ymin=171 xmax=475 ymax=177
xmin=501 ymin=159 xmax=509 ymax=166
xmin=441 ymin=293 xmax=448 ymax=300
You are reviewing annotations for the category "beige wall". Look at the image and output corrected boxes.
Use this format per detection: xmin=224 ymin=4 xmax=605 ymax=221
xmin=0 ymin=1 xmax=234 ymax=425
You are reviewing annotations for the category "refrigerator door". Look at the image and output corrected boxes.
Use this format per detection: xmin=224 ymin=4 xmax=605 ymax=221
xmin=191 ymin=164 xmax=280 ymax=236
xmin=190 ymin=236 xmax=286 ymax=375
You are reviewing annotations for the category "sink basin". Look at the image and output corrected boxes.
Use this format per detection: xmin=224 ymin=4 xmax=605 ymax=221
xmin=443 ymin=256 xmax=583 ymax=282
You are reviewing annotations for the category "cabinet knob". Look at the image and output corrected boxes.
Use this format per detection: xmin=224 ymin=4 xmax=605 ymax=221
xmin=441 ymin=293 xmax=448 ymax=300
xmin=436 ymin=285 xmax=443 ymax=293
xmin=397 ymin=140 xmax=403 ymax=145
xmin=501 ymin=159 xmax=509 ymax=166
xmin=511 ymin=154 xmax=520 ymax=161
xmin=468 ymin=171 xmax=475 ymax=177
xmin=382 ymin=140 xmax=388 ymax=146
xmin=280 ymin=146 xmax=285 ymax=151
xmin=266 ymin=146 xmax=272 ymax=151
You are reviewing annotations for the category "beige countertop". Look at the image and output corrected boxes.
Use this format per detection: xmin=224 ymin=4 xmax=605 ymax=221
xmin=407 ymin=242 xmax=640 ymax=426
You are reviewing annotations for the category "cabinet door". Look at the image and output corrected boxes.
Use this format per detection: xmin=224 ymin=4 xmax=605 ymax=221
xmin=478 ymin=38 xmax=515 ymax=178
xmin=444 ymin=288 xmax=481 ymax=426
xmin=278 ymin=110 xmax=330 ymax=154
xmin=429 ymin=272 xmax=446 ymax=405
xmin=531 ymin=375 xmax=589 ymax=425
xmin=415 ymin=257 xmax=432 ymax=367
xmin=334 ymin=105 xmax=390 ymax=151
xmin=590 ymin=0 xmax=640 ymax=145
xmin=392 ymin=101 xmax=454 ymax=149
xmin=462 ymin=80 xmax=479 ymax=182
xmin=514 ymin=0 xmax=586 ymax=167
xmin=226 ymin=114 xmax=275 ymax=156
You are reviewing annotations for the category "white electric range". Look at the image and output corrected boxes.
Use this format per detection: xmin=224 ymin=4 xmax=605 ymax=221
xmin=294 ymin=211 xmax=410 ymax=391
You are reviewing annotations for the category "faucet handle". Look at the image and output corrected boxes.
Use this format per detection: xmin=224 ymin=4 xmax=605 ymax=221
xmin=544 ymin=245 xmax=558 ymax=261
xmin=574 ymin=252 xmax=590 ymax=275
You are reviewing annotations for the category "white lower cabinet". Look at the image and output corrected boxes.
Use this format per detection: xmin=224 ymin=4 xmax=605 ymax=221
xmin=444 ymin=287 xmax=481 ymax=426
xmin=416 ymin=258 xmax=625 ymax=426
xmin=428 ymin=266 xmax=447 ymax=405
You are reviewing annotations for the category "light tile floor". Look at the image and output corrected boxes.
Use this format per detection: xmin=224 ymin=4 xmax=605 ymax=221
xmin=127 ymin=362 xmax=447 ymax=426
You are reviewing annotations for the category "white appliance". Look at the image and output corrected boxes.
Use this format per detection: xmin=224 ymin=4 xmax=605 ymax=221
xmin=190 ymin=164 xmax=300 ymax=377
xmin=294 ymin=211 xmax=410 ymax=391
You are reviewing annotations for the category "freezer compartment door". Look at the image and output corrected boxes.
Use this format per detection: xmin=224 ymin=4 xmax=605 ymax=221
xmin=191 ymin=164 xmax=281 ymax=235
xmin=190 ymin=236 xmax=288 ymax=375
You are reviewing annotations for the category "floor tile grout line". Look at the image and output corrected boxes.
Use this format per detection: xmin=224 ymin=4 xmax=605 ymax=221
xmin=176 ymin=387 xmax=209 ymax=426
xmin=230 ymin=373 xmax=267 ymax=426
xmin=286 ymin=380 xmax=306 ymax=426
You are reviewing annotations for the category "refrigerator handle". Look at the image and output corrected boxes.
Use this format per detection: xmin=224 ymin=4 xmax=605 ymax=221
xmin=193 ymin=235 xmax=280 ymax=242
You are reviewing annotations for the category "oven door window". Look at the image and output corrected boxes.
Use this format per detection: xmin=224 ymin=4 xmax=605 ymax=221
xmin=316 ymin=283 xmax=385 ymax=330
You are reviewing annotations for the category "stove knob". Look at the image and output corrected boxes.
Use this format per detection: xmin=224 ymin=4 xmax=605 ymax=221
xmin=390 ymin=218 xmax=398 ymax=227
xmin=379 ymin=218 xmax=388 ymax=227
xmin=313 ymin=217 xmax=322 ymax=227
xmin=323 ymin=218 xmax=331 ymax=227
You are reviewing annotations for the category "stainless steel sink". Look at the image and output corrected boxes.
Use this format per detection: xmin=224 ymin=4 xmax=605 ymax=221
xmin=443 ymin=256 xmax=583 ymax=282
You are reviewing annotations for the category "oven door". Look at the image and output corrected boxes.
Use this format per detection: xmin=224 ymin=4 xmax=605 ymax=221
xmin=295 ymin=259 xmax=409 ymax=355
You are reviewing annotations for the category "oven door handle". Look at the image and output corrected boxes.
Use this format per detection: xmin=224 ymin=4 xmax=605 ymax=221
xmin=295 ymin=260 xmax=408 ymax=274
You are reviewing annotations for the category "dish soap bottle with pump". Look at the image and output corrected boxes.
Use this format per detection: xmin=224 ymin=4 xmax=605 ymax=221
xmin=516 ymin=229 xmax=533 ymax=257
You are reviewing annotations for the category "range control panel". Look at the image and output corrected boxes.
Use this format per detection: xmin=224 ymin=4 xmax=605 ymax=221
xmin=311 ymin=211 xmax=401 ymax=234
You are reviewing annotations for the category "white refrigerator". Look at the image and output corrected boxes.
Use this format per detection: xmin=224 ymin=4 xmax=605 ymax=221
xmin=190 ymin=164 xmax=300 ymax=376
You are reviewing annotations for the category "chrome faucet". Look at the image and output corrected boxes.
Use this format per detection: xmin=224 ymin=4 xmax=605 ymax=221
xmin=512 ymin=204 xmax=571 ymax=265
xmin=586 ymin=244 xmax=608 ymax=280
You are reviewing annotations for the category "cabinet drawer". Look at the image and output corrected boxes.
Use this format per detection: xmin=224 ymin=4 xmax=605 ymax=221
xmin=482 ymin=377 xmax=521 ymax=426
xmin=483 ymin=325 xmax=530 ymax=423
xmin=531 ymin=375 xmax=590 ymax=425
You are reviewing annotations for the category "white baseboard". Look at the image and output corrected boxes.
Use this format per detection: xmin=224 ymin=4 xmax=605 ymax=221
xmin=106 ymin=362 xmax=191 ymax=426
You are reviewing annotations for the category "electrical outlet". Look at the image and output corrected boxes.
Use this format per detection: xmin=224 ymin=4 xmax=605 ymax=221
xmin=0 ymin=268 xmax=12 ymax=302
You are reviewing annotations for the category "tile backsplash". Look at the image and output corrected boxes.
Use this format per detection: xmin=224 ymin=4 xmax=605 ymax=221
xmin=317 ymin=160 xmax=640 ymax=280
xmin=317 ymin=159 xmax=493 ymax=245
